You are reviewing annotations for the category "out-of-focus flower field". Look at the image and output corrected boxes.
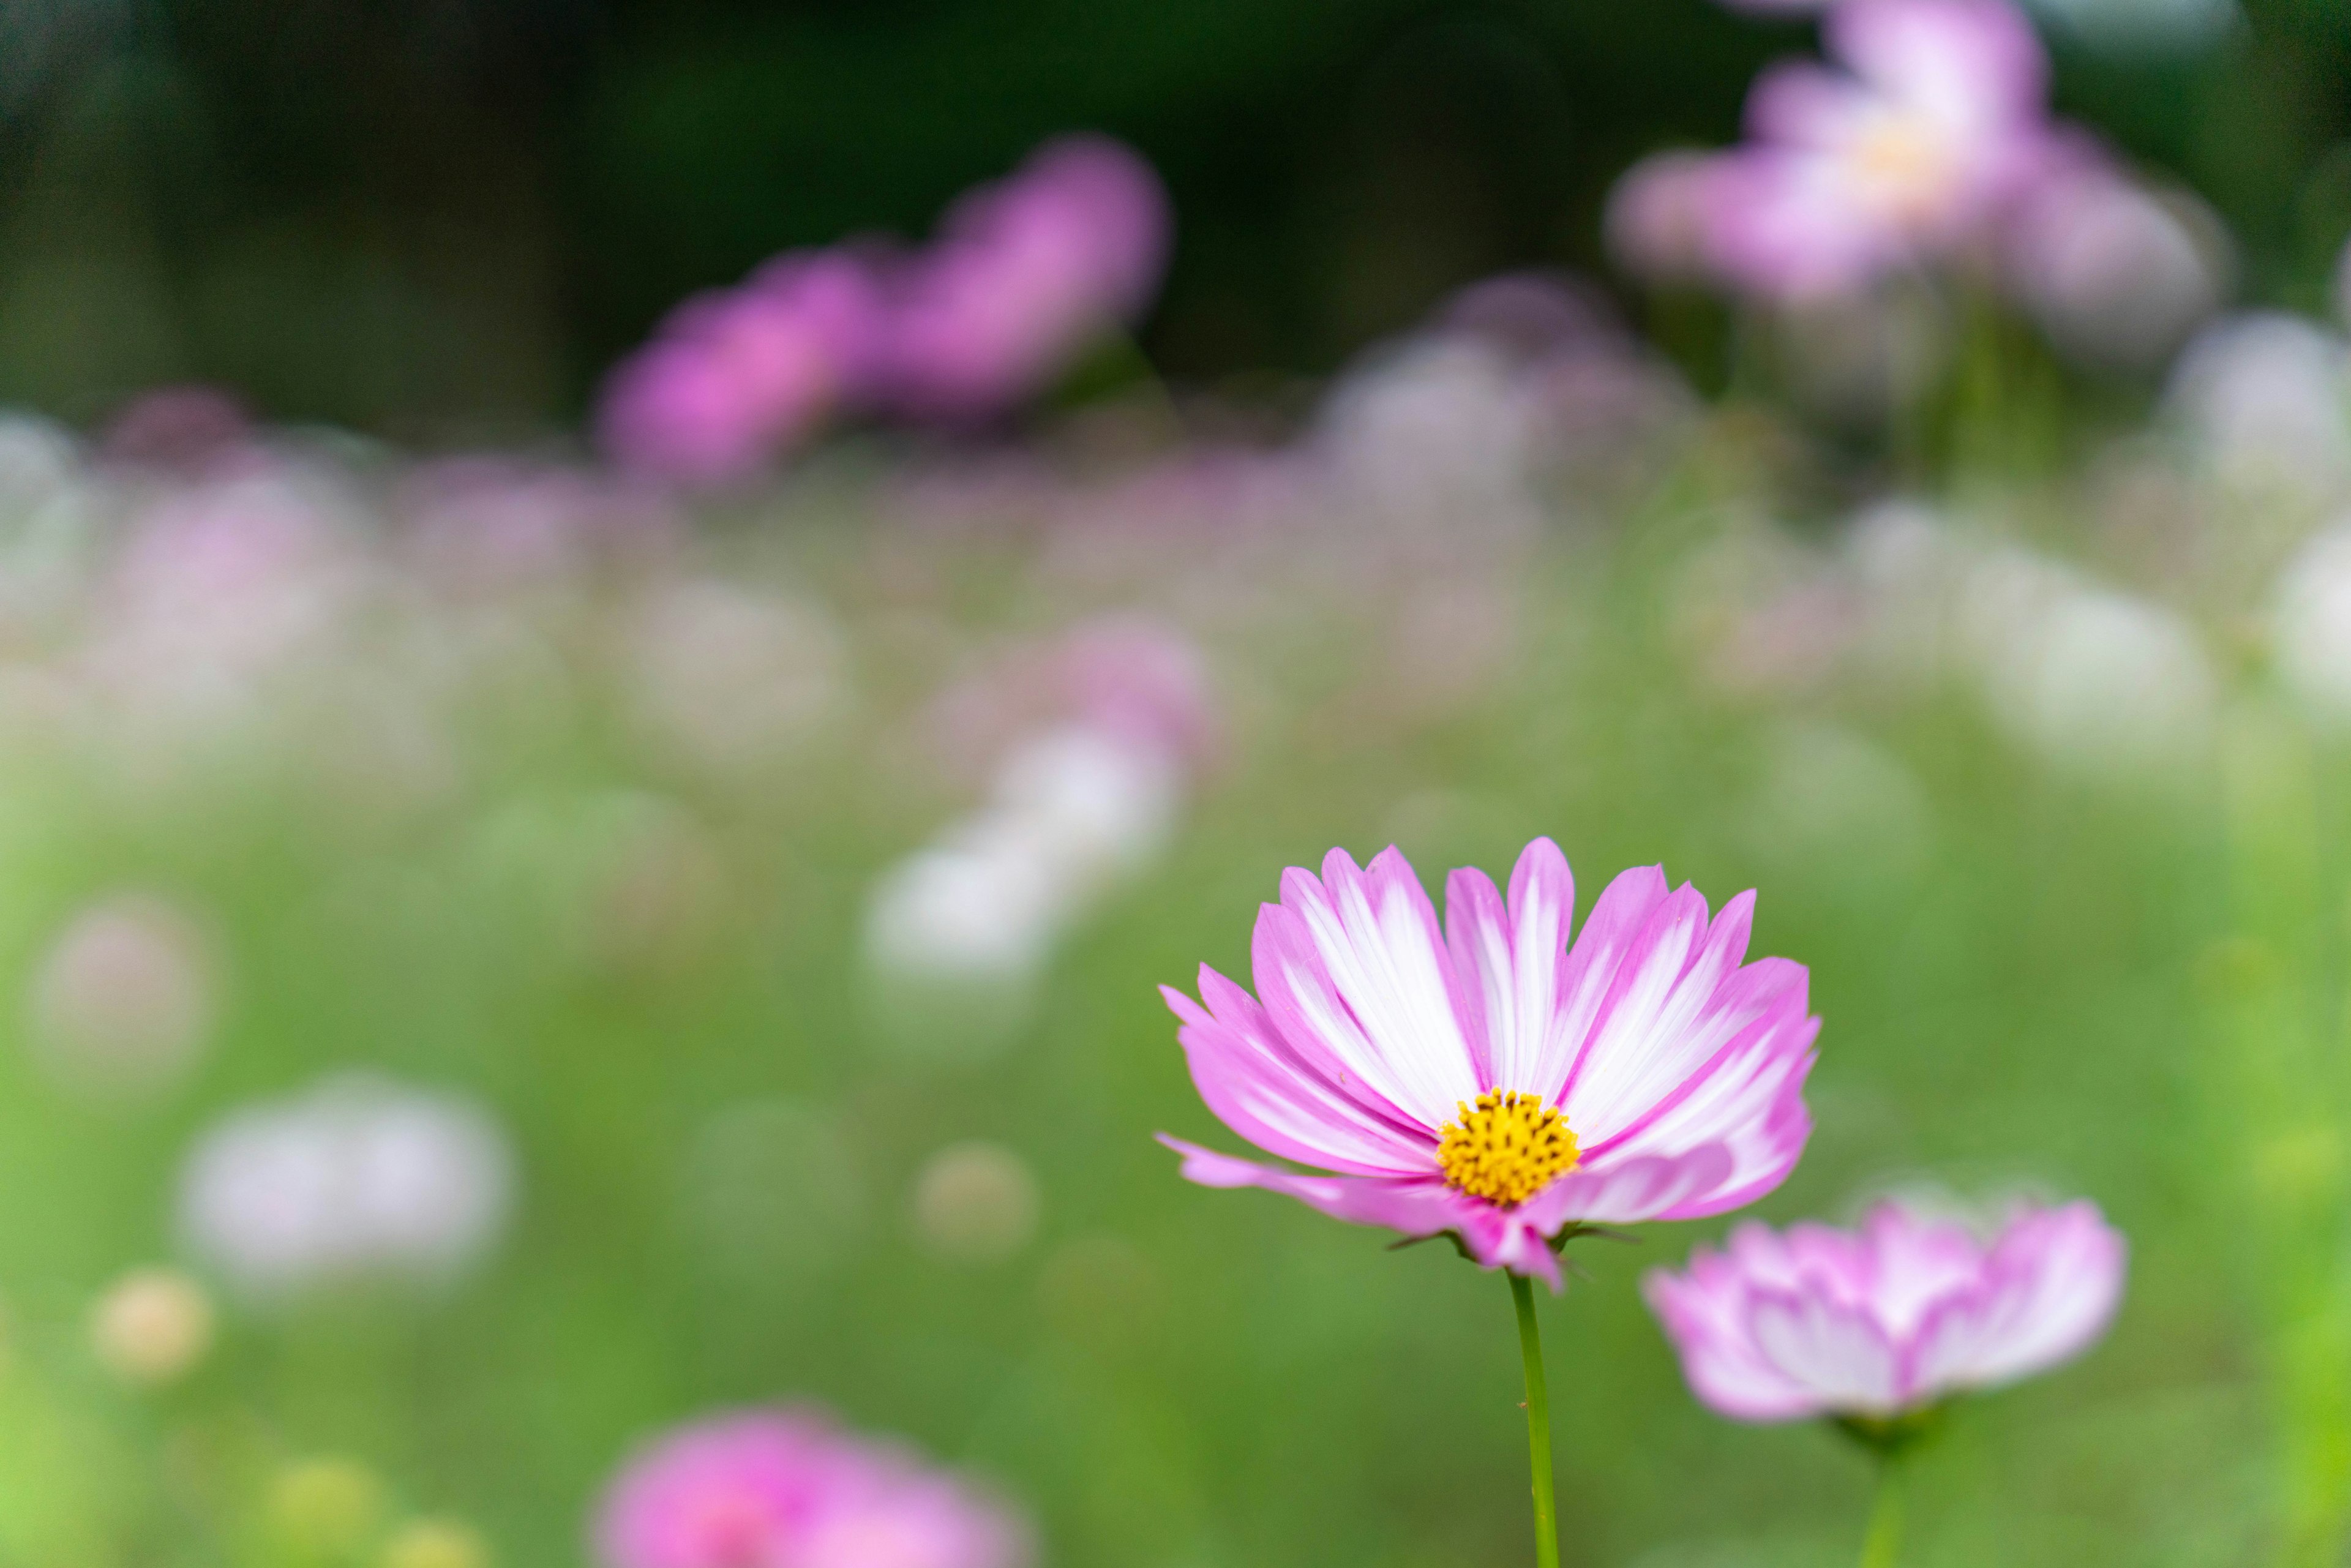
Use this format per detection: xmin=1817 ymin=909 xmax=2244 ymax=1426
xmin=10 ymin=0 xmax=2351 ymax=1564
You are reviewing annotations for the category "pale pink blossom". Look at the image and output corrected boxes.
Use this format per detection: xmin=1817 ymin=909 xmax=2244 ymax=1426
xmin=1644 ymin=1199 xmax=2125 ymax=1420
xmin=1161 ymin=838 xmax=1818 ymax=1291
xmin=595 ymin=1408 xmax=1028 ymax=1568
xmin=1621 ymin=0 xmax=2062 ymax=301
xmin=2003 ymin=156 xmax=2227 ymax=372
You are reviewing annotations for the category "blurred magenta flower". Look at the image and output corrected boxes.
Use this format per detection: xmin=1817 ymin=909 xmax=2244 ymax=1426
xmin=1160 ymin=838 xmax=1819 ymax=1290
xmin=1614 ymin=0 xmax=2057 ymax=302
xmin=881 ymin=135 xmax=1171 ymax=420
xmin=1644 ymin=1199 xmax=2125 ymax=1421
xmin=1709 ymin=0 xmax=2053 ymax=299
xmin=598 ymin=254 xmax=887 ymax=488
xmin=596 ymin=1408 xmax=1029 ymax=1568
xmin=599 ymin=135 xmax=1169 ymax=484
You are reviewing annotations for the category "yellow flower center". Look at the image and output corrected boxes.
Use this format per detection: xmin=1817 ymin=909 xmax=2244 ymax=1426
xmin=1847 ymin=118 xmax=1954 ymax=217
xmin=1436 ymin=1090 xmax=1580 ymax=1207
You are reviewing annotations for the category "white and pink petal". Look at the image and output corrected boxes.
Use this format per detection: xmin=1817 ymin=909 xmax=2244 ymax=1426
xmin=1251 ymin=847 xmax=1482 ymax=1129
xmin=1164 ymin=973 xmax=1438 ymax=1177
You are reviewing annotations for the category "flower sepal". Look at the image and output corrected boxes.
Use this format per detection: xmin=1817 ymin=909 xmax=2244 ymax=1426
xmin=1386 ymin=1229 xmax=1483 ymax=1263
xmin=1831 ymin=1403 xmax=1948 ymax=1459
xmin=1547 ymin=1221 xmax=1641 ymax=1255
xmin=1386 ymin=1220 xmax=1642 ymax=1290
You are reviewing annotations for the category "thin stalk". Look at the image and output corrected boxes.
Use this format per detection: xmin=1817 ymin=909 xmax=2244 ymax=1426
xmin=1509 ymin=1272 xmax=1560 ymax=1568
xmin=1858 ymin=1453 xmax=1906 ymax=1568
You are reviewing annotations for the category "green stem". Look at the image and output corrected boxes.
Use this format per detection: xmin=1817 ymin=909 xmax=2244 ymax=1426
xmin=1509 ymin=1272 xmax=1560 ymax=1568
xmin=1858 ymin=1454 xmax=1905 ymax=1568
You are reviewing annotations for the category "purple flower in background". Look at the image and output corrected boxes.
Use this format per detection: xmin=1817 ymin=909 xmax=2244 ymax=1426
xmin=1725 ymin=0 xmax=2052 ymax=296
xmin=2001 ymin=150 xmax=2228 ymax=372
xmin=1621 ymin=0 xmax=2058 ymax=301
xmin=598 ymin=254 xmax=887 ymax=487
xmin=595 ymin=1408 xmax=1028 ymax=1568
xmin=1644 ymin=1199 xmax=2125 ymax=1422
xmin=598 ymin=135 xmax=1171 ymax=484
xmin=882 ymin=135 xmax=1172 ymax=420
xmin=1160 ymin=838 xmax=1818 ymax=1290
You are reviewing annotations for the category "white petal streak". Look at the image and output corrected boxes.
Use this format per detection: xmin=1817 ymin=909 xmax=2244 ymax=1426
xmin=1750 ymin=1290 xmax=1902 ymax=1414
xmin=1262 ymin=849 xmax=1480 ymax=1126
xmin=1563 ymin=888 xmax=1757 ymax=1141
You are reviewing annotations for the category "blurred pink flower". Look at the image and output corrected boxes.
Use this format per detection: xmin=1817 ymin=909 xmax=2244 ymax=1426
xmin=880 ymin=135 xmax=1172 ymax=419
xmin=1644 ymin=1199 xmax=2125 ymax=1421
xmin=29 ymin=892 xmax=217 ymax=1099
xmin=920 ymin=616 xmax=1216 ymax=786
xmin=1160 ymin=838 xmax=1819 ymax=1291
xmin=100 ymin=386 xmax=258 ymax=475
xmin=1606 ymin=151 xmax=1727 ymax=287
xmin=595 ymin=1408 xmax=1028 ymax=1568
xmin=1624 ymin=0 xmax=2060 ymax=301
xmin=2002 ymin=154 xmax=2227 ymax=373
xmin=1053 ymin=617 xmax=1218 ymax=773
xmin=598 ymin=136 xmax=1170 ymax=480
xmin=598 ymin=253 xmax=887 ymax=487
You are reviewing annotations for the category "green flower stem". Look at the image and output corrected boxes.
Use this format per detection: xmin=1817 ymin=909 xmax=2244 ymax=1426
xmin=1859 ymin=1453 xmax=1906 ymax=1568
xmin=1509 ymin=1272 xmax=1560 ymax=1568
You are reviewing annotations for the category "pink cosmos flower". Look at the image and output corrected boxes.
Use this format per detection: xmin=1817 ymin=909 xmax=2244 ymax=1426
xmin=595 ymin=1408 xmax=1029 ymax=1568
xmin=1160 ymin=839 xmax=1819 ymax=1291
xmin=598 ymin=253 xmax=887 ymax=487
xmin=1644 ymin=1199 xmax=2126 ymax=1422
xmin=1689 ymin=0 xmax=2060 ymax=300
xmin=880 ymin=135 xmax=1172 ymax=420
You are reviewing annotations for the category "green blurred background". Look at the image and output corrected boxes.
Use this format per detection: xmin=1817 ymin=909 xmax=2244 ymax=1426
xmin=3 ymin=2 xmax=2351 ymax=1565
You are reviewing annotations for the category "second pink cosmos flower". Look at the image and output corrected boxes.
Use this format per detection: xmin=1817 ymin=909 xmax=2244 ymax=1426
xmin=1160 ymin=838 xmax=1820 ymax=1289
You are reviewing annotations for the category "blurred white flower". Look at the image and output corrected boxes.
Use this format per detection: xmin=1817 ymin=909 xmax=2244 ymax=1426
xmin=992 ymin=725 xmax=1182 ymax=882
xmin=2165 ymin=312 xmax=2351 ymax=496
xmin=28 ymin=891 xmax=217 ymax=1100
xmin=912 ymin=1142 xmax=1041 ymax=1264
xmin=2271 ymin=525 xmax=2351 ymax=722
xmin=864 ymin=621 xmax=1216 ymax=1018
xmin=0 ymin=411 xmax=84 ymax=527
xmin=178 ymin=1074 xmax=515 ymax=1302
xmin=1316 ymin=338 xmax=1540 ymax=527
xmin=1963 ymin=551 xmax=2217 ymax=778
xmin=2009 ymin=171 xmax=2228 ymax=373
xmin=864 ymin=823 xmax=1069 ymax=988
xmin=89 ymin=1266 xmax=214 ymax=1386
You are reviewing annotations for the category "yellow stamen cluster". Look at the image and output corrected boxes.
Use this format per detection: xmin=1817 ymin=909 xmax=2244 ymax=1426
xmin=1436 ymin=1090 xmax=1580 ymax=1207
